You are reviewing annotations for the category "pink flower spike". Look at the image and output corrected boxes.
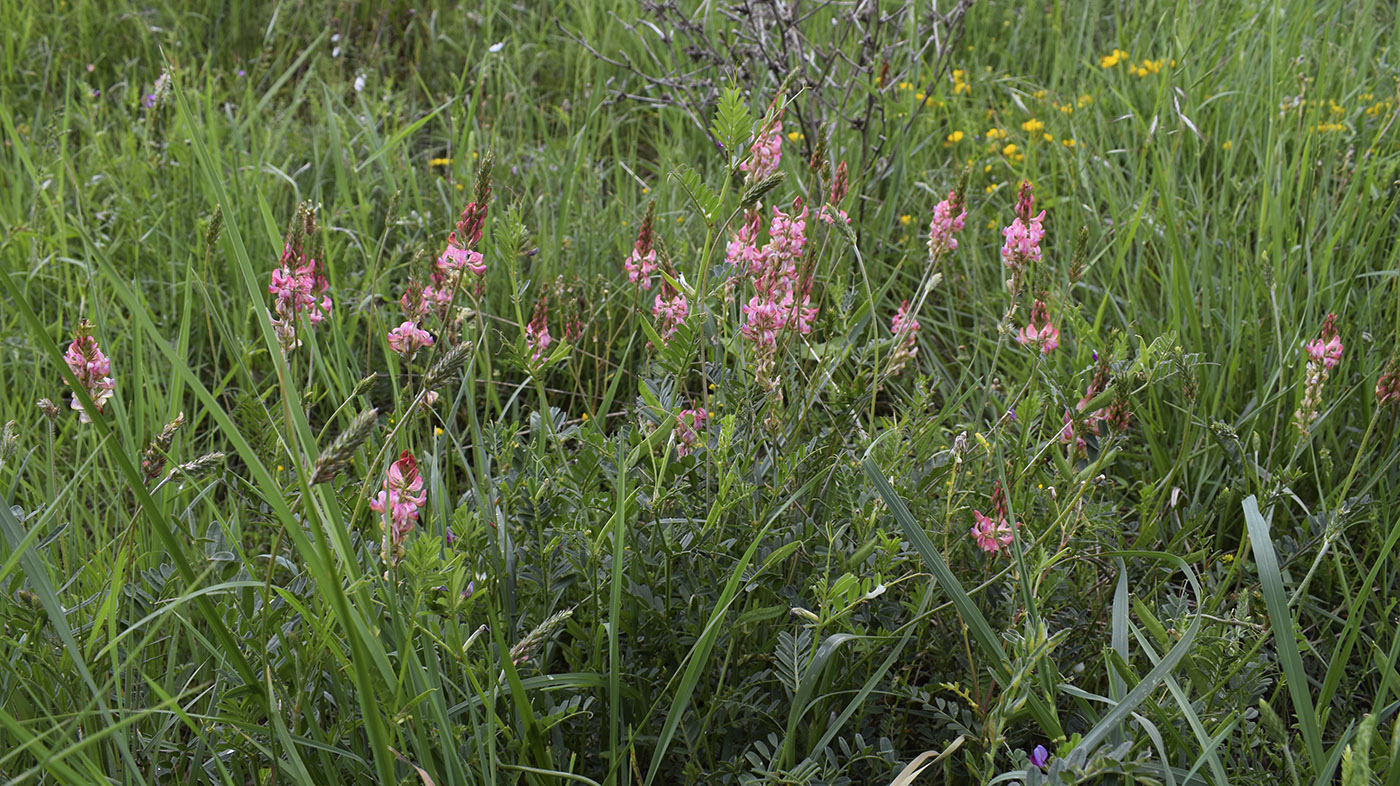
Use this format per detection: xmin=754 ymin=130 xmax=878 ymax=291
xmin=675 ymin=407 xmax=708 ymax=457
xmin=927 ymin=189 xmax=967 ymax=256
xmin=1304 ymin=315 xmax=1343 ymax=369
xmin=740 ymin=109 xmax=783 ymax=181
xmin=387 ymin=321 xmax=434 ymax=359
xmin=526 ymin=299 xmax=552 ymax=361
xmin=999 ymin=182 xmax=1046 ymax=272
xmin=438 ymin=245 xmax=486 ymax=278
xmin=370 ymin=450 xmax=427 ymax=564
xmin=63 ymin=320 xmax=114 ymax=423
xmin=1016 ymin=299 xmax=1060 ymax=354
xmin=889 ymin=300 xmax=920 ymax=375
xmin=267 ymin=209 xmax=332 ymax=352
xmin=624 ymin=204 xmax=659 ymax=290
xmin=652 ymin=281 xmax=690 ymax=343
xmin=970 ymin=509 xmax=1017 ymax=555
xmin=1376 ymin=360 xmax=1400 ymax=406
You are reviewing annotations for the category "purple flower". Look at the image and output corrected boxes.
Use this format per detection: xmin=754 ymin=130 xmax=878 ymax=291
xmin=1029 ymin=745 xmax=1050 ymax=768
xmin=142 ymin=94 xmax=157 ymax=109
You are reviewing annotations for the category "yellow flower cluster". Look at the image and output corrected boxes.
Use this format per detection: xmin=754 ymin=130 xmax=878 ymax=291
xmin=1021 ymin=118 xmax=1045 ymax=133
xmin=1310 ymin=122 xmax=1348 ymax=134
xmin=946 ymin=130 xmax=965 ymax=144
xmin=1365 ymin=98 xmax=1395 ymax=117
xmin=1129 ymin=58 xmax=1167 ymax=77
xmin=985 ymin=127 xmax=1007 ymax=140
xmin=1099 ymin=49 xmax=1129 ymax=68
xmin=953 ymin=69 xmax=969 ymax=95
xmin=429 ymin=157 xmax=452 ymax=168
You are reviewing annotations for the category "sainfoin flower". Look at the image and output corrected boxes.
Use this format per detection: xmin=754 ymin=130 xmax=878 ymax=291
xmin=424 ymin=155 xmax=493 ymax=314
xmin=723 ymin=209 xmax=763 ymax=298
xmin=740 ymin=198 xmax=814 ymax=387
xmin=1304 ymin=312 xmax=1344 ymax=368
xmin=1294 ymin=313 xmax=1344 ymax=435
xmin=1000 ymin=181 xmax=1046 ymax=271
xmin=370 ymin=450 xmax=427 ymax=564
xmin=675 ymin=408 xmax=707 ymax=457
xmin=970 ymin=509 xmax=1017 ymax=555
xmin=387 ymin=321 xmax=434 ymax=359
xmin=927 ymin=188 xmax=967 ymax=256
xmin=741 ymin=106 xmax=783 ymax=181
xmin=889 ymin=300 xmax=920 ymax=375
xmin=526 ymin=299 xmax=552 ymax=361
xmin=624 ymin=202 xmax=659 ymax=290
xmin=64 ymin=320 xmax=115 ymax=423
xmin=267 ymin=204 xmax=331 ymax=352
xmin=652 ymin=278 xmax=689 ymax=343
xmin=1016 ymin=299 xmax=1060 ymax=354
xmin=1377 ymin=358 xmax=1400 ymax=406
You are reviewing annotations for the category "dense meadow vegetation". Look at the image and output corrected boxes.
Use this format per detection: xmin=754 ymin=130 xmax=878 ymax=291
xmin=2 ymin=0 xmax=1400 ymax=783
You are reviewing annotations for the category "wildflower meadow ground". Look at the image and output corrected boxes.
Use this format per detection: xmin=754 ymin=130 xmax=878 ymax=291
xmin=2 ymin=0 xmax=1400 ymax=784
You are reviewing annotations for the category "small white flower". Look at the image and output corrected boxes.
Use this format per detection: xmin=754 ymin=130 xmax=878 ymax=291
xmin=488 ymin=41 xmax=505 ymax=53
xmin=332 ymin=46 xmax=342 ymax=58
xmin=353 ymin=73 xmax=366 ymax=92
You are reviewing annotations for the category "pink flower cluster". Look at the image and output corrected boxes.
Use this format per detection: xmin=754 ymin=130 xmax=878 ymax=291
xmin=970 ymin=483 xmax=1019 ymax=556
xmin=741 ymin=199 xmax=816 ymax=386
xmin=1377 ymin=359 xmax=1400 ymax=406
xmin=387 ymin=321 xmax=434 ymax=359
xmin=526 ymin=299 xmax=552 ymax=362
xmin=63 ymin=320 xmax=114 ymax=423
xmin=970 ymin=510 xmax=1017 ymax=555
xmin=889 ymin=300 xmax=920 ymax=375
xmin=370 ymin=450 xmax=427 ymax=565
xmin=1304 ymin=313 xmax=1344 ymax=368
xmin=724 ymin=210 xmax=764 ymax=297
xmin=927 ymin=189 xmax=967 ymax=257
xmin=396 ymin=172 xmax=492 ymax=355
xmin=267 ymin=218 xmax=331 ymax=352
xmin=624 ymin=205 xmax=659 ymax=290
xmin=1295 ymin=313 xmax=1344 ymax=435
xmin=1016 ymin=299 xmax=1060 ymax=354
xmin=652 ymin=279 xmax=689 ymax=343
xmin=740 ymin=110 xmax=783 ymax=181
xmin=675 ymin=408 xmax=707 ymax=457
xmin=1000 ymin=181 xmax=1046 ymax=272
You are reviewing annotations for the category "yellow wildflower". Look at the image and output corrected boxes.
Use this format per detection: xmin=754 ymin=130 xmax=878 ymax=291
xmin=1100 ymin=49 xmax=1128 ymax=68
xmin=1002 ymin=143 xmax=1018 ymax=156
xmin=429 ymin=157 xmax=452 ymax=168
xmin=1062 ymin=138 xmax=1076 ymax=148
xmin=1022 ymin=118 xmax=1045 ymax=133
xmin=787 ymin=131 xmax=800 ymax=142
xmin=899 ymin=214 xmax=912 ymax=226
xmin=946 ymin=130 xmax=964 ymax=143
xmin=1221 ymin=140 xmax=1233 ymax=151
